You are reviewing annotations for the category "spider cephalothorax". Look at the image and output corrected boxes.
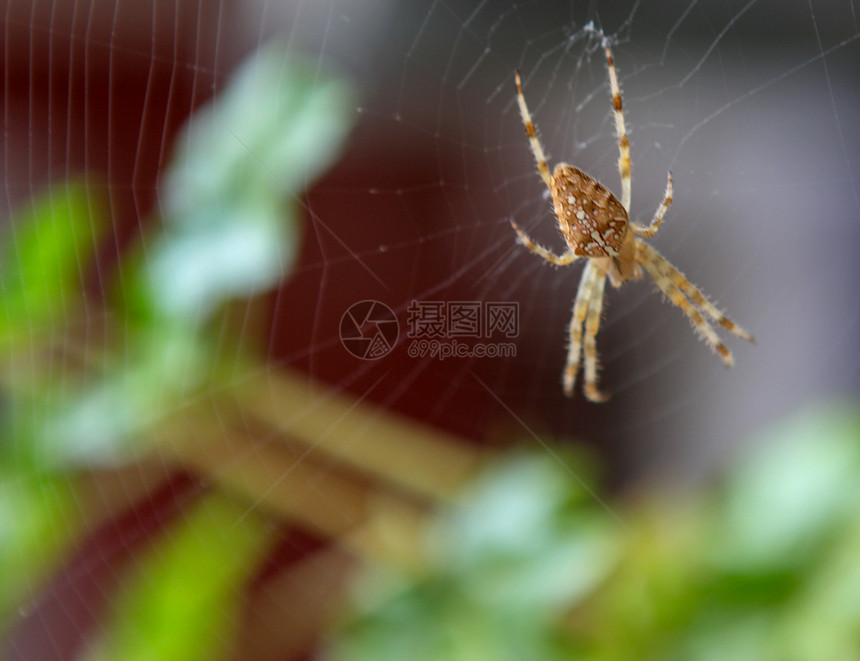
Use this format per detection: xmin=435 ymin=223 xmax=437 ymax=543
xmin=510 ymin=39 xmax=753 ymax=402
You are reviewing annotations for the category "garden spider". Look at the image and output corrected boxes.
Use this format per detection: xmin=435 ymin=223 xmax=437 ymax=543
xmin=510 ymin=39 xmax=754 ymax=402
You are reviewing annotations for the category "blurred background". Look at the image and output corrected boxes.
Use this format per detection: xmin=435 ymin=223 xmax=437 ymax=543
xmin=1 ymin=0 xmax=859 ymax=659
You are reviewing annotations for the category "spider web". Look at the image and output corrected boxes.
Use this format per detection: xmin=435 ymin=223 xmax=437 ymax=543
xmin=274 ymin=0 xmax=860 ymax=476
xmin=3 ymin=0 xmax=860 ymax=658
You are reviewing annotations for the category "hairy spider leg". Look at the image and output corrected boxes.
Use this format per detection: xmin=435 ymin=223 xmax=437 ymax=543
xmin=638 ymin=241 xmax=746 ymax=364
xmin=564 ymin=261 xmax=601 ymax=397
xmin=604 ymin=42 xmax=632 ymax=212
xmin=514 ymin=70 xmax=552 ymax=189
xmin=632 ymin=172 xmax=673 ymax=237
xmin=510 ymin=73 xmax=579 ymax=265
xmin=510 ymin=220 xmax=578 ymax=266
xmin=583 ymin=260 xmax=610 ymax=402
xmin=639 ymin=242 xmax=754 ymax=343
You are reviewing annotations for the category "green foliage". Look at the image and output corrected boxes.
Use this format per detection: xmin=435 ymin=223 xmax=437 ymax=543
xmin=91 ymin=493 xmax=271 ymax=661
xmin=716 ymin=405 xmax=860 ymax=571
xmin=0 ymin=181 xmax=104 ymax=619
xmin=0 ymin=471 xmax=79 ymax=622
xmin=2 ymin=45 xmax=354 ymax=467
xmin=327 ymin=403 xmax=860 ymax=661
xmin=146 ymin=42 xmax=353 ymax=322
xmin=0 ymin=39 xmax=354 ymax=649
xmin=329 ymin=452 xmax=618 ymax=661
xmin=0 ymin=180 xmax=104 ymax=351
xmin=432 ymin=453 xmax=618 ymax=614
xmin=35 ymin=324 xmax=208 ymax=466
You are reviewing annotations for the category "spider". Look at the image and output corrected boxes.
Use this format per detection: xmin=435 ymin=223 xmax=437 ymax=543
xmin=510 ymin=39 xmax=754 ymax=402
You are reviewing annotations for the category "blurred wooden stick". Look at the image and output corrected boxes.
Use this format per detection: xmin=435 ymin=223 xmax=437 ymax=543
xmin=6 ymin=329 xmax=485 ymax=565
xmin=237 ymin=372 xmax=480 ymax=503
xmin=159 ymin=411 xmax=433 ymax=569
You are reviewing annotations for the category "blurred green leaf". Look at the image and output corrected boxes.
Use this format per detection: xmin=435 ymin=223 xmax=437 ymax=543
xmin=0 ymin=180 xmax=102 ymax=621
xmin=144 ymin=199 xmax=294 ymax=322
xmin=434 ymin=452 xmax=618 ymax=614
xmin=777 ymin=518 xmax=860 ymax=660
xmin=331 ymin=573 xmax=577 ymax=661
xmin=36 ymin=324 xmax=208 ymax=466
xmin=581 ymin=500 xmax=710 ymax=661
xmin=58 ymin=45 xmax=355 ymax=461
xmin=0 ymin=470 xmax=79 ymax=622
xmin=714 ymin=404 xmax=860 ymax=570
xmin=147 ymin=44 xmax=354 ymax=321
xmin=0 ymin=180 xmax=104 ymax=350
xmin=330 ymin=452 xmax=619 ymax=661
xmin=164 ymin=44 xmax=353 ymax=216
xmin=91 ymin=492 xmax=271 ymax=661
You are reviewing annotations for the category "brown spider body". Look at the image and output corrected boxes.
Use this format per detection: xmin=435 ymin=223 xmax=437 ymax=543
xmin=510 ymin=40 xmax=754 ymax=401
xmin=551 ymin=164 xmax=628 ymax=259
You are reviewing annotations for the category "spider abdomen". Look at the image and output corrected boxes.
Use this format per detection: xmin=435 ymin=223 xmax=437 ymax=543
xmin=551 ymin=163 xmax=628 ymax=257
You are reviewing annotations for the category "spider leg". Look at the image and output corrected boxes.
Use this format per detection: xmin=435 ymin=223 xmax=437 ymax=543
xmin=632 ymin=171 xmax=673 ymax=238
xmin=583 ymin=260 xmax=610 ymax=402
xmin=510 ymin=220 xmax=578 ymax=266
xmin=637 ymin=241 xmax=738 ymax=365
xmin=515 ymin=71 xmax=552 ymax=190
xmin=604 ymin=41 xmax=632 ymax=212
xmin=639 ymin=241 xmax=754 ymax=343
xmin=563 ymin=261 xmax=599 ymax=397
